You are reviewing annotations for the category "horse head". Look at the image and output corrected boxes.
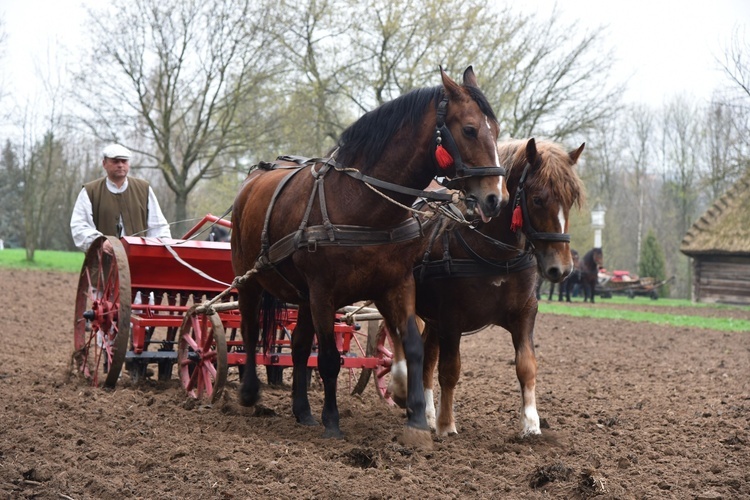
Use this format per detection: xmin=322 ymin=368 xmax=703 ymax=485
xmin=592 ymin=247 xmax=604 ymax=269
xmin=506 ymin=138 xmax=586 ymax=282
xmin=437 ymin=66 xmax=508 ymax=222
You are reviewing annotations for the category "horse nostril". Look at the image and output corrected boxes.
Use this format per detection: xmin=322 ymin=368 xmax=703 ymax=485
xmin=547 ymin=267 xmax=561 ymax=281
xmin=485 ymin=194 xmax=500 ymax=214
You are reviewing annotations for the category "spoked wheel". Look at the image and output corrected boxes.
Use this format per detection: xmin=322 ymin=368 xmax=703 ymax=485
xmin=178 ymin=310 xmax=227 ymax=403
xmin=353 ymin=321 xmax=394 ymax=405
xmin=73 ymin=236 xmax=131 ymax=388
xmin=351 ymin=320 xmax=381 ymax=395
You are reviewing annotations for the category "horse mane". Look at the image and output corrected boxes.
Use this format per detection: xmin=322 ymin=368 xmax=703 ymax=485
xmin=334 ymin=86 xmax=442 ymax=170
xmin=498 ymin=139 xmax=586 ymax=210
xmin=334 ymin=83 xmax=497 ymax=171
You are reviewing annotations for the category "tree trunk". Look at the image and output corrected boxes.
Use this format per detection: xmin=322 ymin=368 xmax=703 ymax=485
xmin=173 ymin=191 xmax=189 ymax=239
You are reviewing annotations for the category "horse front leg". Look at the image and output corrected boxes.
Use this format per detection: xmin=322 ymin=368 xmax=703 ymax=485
xmin=422 ymin=322 xmax=439 ymax=430
xmin=291 ymin=304 xmax=317 ymax=426
xmin=385 ymin=324 xmax=408 ymax=409
xmin=509 ymin=315 xmax=541 ymax=436
xmin=435 ymin=327 xmax=461 ymax=436
xmin=238 ymin=284 xmax=262 ymax=407
xmin=377 ymin=286 xmax=432 ymax=449
xmin=308 ymin=301 xmax=342 ymax=438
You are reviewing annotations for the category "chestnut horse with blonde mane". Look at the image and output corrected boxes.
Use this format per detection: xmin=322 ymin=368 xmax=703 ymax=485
xmin=387 ymin=138 xmax=585 ymax=437
xmin=231 ymin=67 xmax=507 ymax=445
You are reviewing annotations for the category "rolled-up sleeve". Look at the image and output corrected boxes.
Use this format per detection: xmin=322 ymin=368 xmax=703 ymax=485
xmin=146 ymin=187 xmax=172 ymax=239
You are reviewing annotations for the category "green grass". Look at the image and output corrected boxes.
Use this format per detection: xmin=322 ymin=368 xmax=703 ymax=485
xmin=0 ymin=249 xmax=84 ymax=273
xmin=538 ymin=300 xmax=750 ymax=332
xmin=2 ymin=248 xmax=748 ymax=332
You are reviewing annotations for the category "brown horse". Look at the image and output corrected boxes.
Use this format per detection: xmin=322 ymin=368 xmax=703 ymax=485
xmin=231 ymin=67 xmax=507 ymax=445
xmin=388 ymin=138 xmax=585 ymax=437
xmin=580 ymin=247 xmax=604 ymax=303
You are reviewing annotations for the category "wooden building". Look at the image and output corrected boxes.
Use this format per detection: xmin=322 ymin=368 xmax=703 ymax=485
xmin=680 ymin=172 xmax=750 ymax=305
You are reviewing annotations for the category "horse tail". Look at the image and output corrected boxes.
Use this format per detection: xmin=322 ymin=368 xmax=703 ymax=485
xmin=260 ymin=290 xmax=285 ymax=355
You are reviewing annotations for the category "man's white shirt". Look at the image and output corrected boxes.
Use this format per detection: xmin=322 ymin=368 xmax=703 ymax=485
xmin=70 ymin=177 xmax=171 ymax=252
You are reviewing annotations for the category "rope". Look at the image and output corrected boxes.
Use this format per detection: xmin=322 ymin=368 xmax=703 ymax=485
xmin=157 ymin=237 xmax=233 ymax=287
xmin=192 ymin=268 xmax=258 ymax=316
xmin=341 ymin=300 xmax=374 ymax=324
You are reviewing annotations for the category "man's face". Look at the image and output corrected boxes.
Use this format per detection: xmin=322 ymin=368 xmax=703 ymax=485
xmin=103 ymin=157 xmax=130 ymax=183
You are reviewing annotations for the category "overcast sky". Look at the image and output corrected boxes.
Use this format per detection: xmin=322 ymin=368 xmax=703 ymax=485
xmin=0 ymin=0 xmax=748 ymax=111
xmin=521 ymin=0 xmax=748 ymax=105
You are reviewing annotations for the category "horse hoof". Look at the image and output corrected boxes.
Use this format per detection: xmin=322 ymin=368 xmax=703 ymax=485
xmin=398 ymin=426 xmax=433 ymax=450
xmin=238 ymin=388 xmax=260 ymax=407
xmin=296 ymin=414 xmax=318 ymax=426
xmin=322 ymin=428 xmax=344 ymax=439
xmin=391 ymin=394 xmax=407 ymax=409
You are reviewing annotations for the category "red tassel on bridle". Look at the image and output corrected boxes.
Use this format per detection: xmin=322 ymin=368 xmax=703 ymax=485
xmin=510 ymin=204 xmax=523 ymax=232
xmin=435 ymin=144 xmax=453 ymax=169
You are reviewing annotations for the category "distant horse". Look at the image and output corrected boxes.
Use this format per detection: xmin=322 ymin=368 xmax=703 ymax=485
xmin=580 ymin=247 xmax=603 ymax=303
xmin=536 ymin=248 xmax=580 ymax=301
xmin=231 ymin=67 xmax=507 ymax=445
xmin=386 ymin=138 xmax=585 ymax=436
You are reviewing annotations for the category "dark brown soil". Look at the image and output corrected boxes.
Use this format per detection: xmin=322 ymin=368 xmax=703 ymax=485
xmin=1 ymin=269 xmax=748 ymax=499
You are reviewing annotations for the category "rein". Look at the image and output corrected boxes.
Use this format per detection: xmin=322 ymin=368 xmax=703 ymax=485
xmin=415 ymin=160 xmax=573 ymax=282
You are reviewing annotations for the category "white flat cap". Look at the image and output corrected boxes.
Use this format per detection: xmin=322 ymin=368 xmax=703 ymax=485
xmin=102 ymin=144 xmax=132 ymax=160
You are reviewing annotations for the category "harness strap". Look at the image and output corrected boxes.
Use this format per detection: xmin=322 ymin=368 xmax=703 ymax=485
xmin=418 ymin=216 xmax=451 ymax=282
xmin=512 ymin=162 xmax=571 ymax=244
xmin=260 ymin=167 xmax=307 ymax=257
xmin=415 ymin=253 xmax=535 ymax=281
xmin=274 ymin=154 xmax=456 ymax=203
xmin=314 ymin=162 xmax=336 ymax=241
xmin=520 ymin=188 xmax=571 ymax=243
xmin=416 ymin=216 xmax=536 ymax=281
xmin=340 ymin=168 xmax=454 ymax=202
xmin=266 ymin=217 xmax=423 ymax=266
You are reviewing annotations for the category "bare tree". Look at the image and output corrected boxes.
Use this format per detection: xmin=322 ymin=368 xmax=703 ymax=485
xmin=281 ymin=0 xmax=623 ymax=144
xmin=719 ymin=27 xmax=750 ymax=100
xmin=74 ymin=0 xmax=285 ymax=234
xmin=624 ymin=104 xmax=656 ymax=268
xmin=269 ymin=0 xmax=359 ymax=154
xmin=703 ymin=100 xmax=747 ymax=200
xmin=0 ymin=16 xmax=6 ymax=103
xmin=477 ymin=8 xmax=625 ymax=140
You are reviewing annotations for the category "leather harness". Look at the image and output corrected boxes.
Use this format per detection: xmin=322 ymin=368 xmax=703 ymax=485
xmin=416 ymin=161 xmax=571 ymax=281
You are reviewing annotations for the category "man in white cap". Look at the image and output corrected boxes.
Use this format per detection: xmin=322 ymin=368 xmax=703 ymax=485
xmin=70 ymin=144 xmax=171 ymax=253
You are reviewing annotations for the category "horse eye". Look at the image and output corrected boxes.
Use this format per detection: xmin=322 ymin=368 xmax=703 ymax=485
xmin=532 ymin=196 xmax=543 ymax=207
xmin=462 ymin=126 xmax=478 ymax=138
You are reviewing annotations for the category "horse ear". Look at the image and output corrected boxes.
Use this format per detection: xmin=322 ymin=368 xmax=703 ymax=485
xmin=525 ymin=137 xmax=538 ymax=165
xmin=440 ymin=66 xmax=462 ymax=99
xmin=569 ymin=143 xmax=585 ymax=163
xmin=462 ymin=66 xmax=478 ymax=87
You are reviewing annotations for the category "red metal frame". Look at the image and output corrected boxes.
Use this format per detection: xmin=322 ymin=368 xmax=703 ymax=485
xmin=116 ymin=215 xmax=386 ymax=374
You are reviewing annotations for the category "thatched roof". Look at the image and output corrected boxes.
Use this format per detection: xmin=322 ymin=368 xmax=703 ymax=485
xmin=681 ymin=170 xmax=750 ymax=256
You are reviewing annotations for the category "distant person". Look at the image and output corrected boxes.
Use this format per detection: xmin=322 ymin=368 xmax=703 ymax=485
xmin=70 ymin=144 xmax=171 ymax=254
xmin=209 ymin=225 xmax=230 ymax=242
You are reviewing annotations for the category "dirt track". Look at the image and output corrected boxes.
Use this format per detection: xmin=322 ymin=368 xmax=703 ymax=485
xmin=1 ymin=269 xmax=748 ymax=499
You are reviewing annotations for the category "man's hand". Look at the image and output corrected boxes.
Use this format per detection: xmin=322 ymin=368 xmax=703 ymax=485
xmin=102 ymin=239 xmax=114 ymax=255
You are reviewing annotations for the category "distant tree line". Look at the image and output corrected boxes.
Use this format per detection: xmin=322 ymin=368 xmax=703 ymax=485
xmin=0 ymin=1 xmax=748 ymax=299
